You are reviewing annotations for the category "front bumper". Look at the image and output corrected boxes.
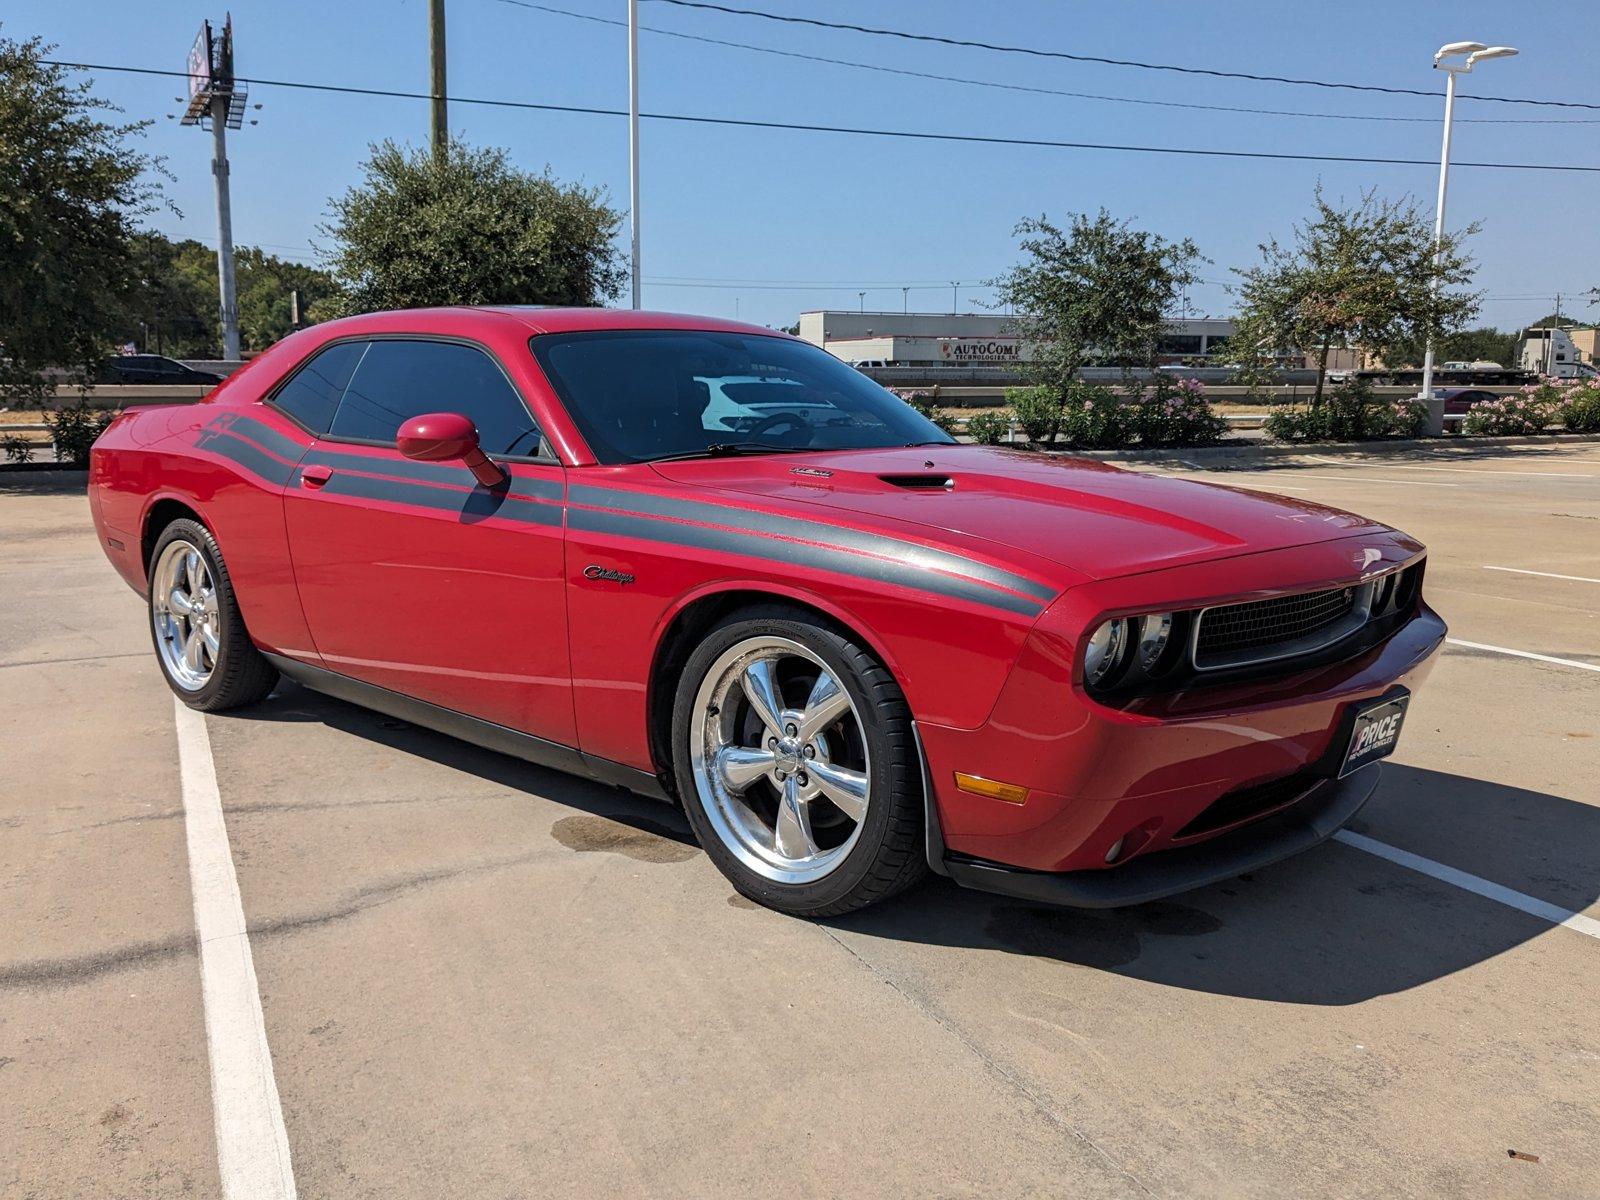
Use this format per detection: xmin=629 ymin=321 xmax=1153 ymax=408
xmin=939 ymin=763 xmax=1380 ymax=908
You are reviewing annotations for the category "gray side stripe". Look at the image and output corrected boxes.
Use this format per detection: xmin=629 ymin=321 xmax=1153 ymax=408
xmin=219 ymin=414 xmax=307 ymax=461
xmin=570 ymin=506 xmax=1042 ymax=617
xmin=304 ymin=447 xmax=562 ymax=501
xmin=195 ymin=430 xmax=298 ymax=487
xmin=569 ymin=483 xmax=1056 ymax=605
xmin=303 ymin=470 xmax=562 ymax=525
xmin=217 ymin=414 xmax=560 ymax=503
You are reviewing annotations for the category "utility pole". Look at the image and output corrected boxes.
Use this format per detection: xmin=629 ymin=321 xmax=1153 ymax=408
xmin=950 ymin=281 xmax=959 ymax=314
xmin=858 ymin=291 xmax=866 ymax=313
xmin=209 ymin=92 xmax=240 ymax=361
xmin=901 ymin=286 xmax=909 ymax=314
xmin=1548 ymin=292 xmax=1563 ymax=374
xmin=628 ymin=0 xmax=642 ymax=308
xmin=430 ymin=0 xmax=448 ymax=160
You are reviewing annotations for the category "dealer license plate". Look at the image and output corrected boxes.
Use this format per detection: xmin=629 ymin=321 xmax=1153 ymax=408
xmin=1339 ymin=693 xmax=1409 ymax=777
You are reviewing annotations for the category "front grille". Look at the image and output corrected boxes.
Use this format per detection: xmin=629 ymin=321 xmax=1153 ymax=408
xmin=1193 ymin=585 xmax=1361 ymax=671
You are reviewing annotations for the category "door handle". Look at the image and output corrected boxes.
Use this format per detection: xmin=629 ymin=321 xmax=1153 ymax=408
xmin=301 ymin=464 xmax=333 ymax=488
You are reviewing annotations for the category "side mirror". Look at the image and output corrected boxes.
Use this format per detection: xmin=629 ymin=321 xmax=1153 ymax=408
xmin=396 ymin=412 xmax=507 ymax=488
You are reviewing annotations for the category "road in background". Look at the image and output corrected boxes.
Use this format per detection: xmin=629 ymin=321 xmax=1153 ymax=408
xmin=2 ymin=443 xmax=1597 ymax=1198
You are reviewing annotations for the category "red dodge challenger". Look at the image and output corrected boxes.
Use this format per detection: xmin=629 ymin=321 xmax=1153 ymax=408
xmin=89 ymin=307 xmax=1446 ymax=916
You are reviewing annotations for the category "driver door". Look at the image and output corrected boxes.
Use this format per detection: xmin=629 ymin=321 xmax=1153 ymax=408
xmin=281 ymin=336 xmax=574 ymax=744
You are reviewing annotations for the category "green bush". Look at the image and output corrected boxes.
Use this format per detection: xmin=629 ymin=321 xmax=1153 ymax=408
xmin=3 ymin=435 xmax=36 ymax=464
xmin=1460 ymin=385 xmax=1560 ymax=436
xmin=1264 ymin=379 xmax=1427 ymax=443
xmin=1129 ymin=376 xmax=1227 ymax=447
xmin=965 ymin=410 xmax=1010 ymax=445
xmin=1558 ymin=382 xmax=1600 ymax=433
xmin=1057 ymin=383 xmax=1134 ymax=449
xmin=1005 ymin=385 xmax=1061 ymax=445
xmin=46 ymin=402 xmax=114 ymax=466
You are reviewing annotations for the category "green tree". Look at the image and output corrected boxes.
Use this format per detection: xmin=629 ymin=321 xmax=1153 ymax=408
xmin=1384 ymin=325 xmax=1519 ymax=369
xmin=1229 ymin=187 xmax=1480 ymax=402
xmin=115 ymin=233 xmax=214 ymax=357
xmin=320 ymin=139 xmax=625 ymax=314
xmin=0 ymin=36 xmax=165 ymax=399
xmin=235 ymin=247 xmax=338 ymax=350
xmin=990 ymin=210 xmax=1204 ymax=393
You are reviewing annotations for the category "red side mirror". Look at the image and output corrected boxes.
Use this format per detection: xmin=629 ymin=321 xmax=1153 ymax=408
xmin=396 ymin=412 xmax=507 ymax=488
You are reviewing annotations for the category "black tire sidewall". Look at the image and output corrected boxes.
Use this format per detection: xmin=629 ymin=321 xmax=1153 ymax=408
xmin=147 ymin=518 xmax=262 ymax=709
xmin=671 ymin=607 xmax=917 ymax=914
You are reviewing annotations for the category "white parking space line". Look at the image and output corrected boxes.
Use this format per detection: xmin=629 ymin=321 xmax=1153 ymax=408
xmin=1483 ymin=565 xmax=1600 ymax=585
xmin=1445 ymin=638 xmax=1600 ymax=674
xmin=174 ymin=697 xmax=298 ymax=1200
xmin=1306 ymin=456 xmax=1592 ymax=479
xmin=1335 ymin=831 xmax=1600 ymax=942
xmin=1225 ymin=472 xmax=1459 ymax=488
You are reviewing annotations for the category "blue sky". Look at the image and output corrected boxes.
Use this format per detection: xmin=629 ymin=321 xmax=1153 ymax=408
xmin=10 ymin=0 xmax=1598 ymax=329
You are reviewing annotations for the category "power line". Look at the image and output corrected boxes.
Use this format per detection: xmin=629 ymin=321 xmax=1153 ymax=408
xmin=42 ymin=60 xmax=1600 ymax=173
xmin=498 ymin=0 xmax=1597 ymax=125
xmin=644 ymin=0 xmax=1600 ymax=112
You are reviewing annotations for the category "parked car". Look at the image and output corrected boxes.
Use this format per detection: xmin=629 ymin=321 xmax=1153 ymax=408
xmin=88 ymin=308 xmax=1445 ymax=916
xmin=96 ymin=355 xmax=223 ymax=385
xmin=1438 ymin=387 xmax=1502 ymax=415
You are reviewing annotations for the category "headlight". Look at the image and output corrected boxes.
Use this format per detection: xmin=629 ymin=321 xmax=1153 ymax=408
xmin=1083 ymin=618 xmax=1130 ymax=685
xmin=1138 ymin=612 xmax=1174 ymax=671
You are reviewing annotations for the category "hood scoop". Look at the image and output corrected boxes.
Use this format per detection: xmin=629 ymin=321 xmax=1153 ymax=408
xmin=878 ymin=473 xmax=954 ymax=490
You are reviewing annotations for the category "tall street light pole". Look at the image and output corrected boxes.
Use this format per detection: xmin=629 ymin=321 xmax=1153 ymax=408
xmin=628 ymin=0 xmax=642 ymax=309
xmin=429 ymin=0 xmax=447 ymax=161
xmin=1420 ymin=41 xmax=1517 ymax=435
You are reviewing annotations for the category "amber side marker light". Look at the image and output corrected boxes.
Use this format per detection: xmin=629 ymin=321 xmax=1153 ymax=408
xmin=954 ymin=773 xmax=1028 ymax=805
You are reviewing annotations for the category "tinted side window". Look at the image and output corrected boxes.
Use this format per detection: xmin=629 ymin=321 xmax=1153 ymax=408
xmin=330 ymin=340 xmax=541 ymax=456
xmin=271 ymin=341 xmax=366 ymax=435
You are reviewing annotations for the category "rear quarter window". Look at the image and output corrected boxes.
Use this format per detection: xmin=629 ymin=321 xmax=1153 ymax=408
xmin=268 ymin=341 xmax=367 ymax=435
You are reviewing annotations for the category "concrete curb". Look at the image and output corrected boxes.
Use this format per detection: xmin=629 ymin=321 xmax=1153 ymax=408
xmin=1053 ymin=431 xmax=1600 ymax=466
xmin=0 ymin=461 xmax=82 ymax=474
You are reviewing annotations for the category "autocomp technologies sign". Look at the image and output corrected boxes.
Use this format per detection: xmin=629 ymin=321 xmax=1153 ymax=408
xmin=936 ymin=338 xmax=1025 ymax=363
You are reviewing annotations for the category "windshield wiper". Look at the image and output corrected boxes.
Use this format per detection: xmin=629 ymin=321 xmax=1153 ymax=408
xmin=646 ymin=442 xmax=810 ymax=463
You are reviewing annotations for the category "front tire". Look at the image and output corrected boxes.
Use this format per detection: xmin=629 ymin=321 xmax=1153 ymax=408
xmin=671 ymin=605 xmax=927 ymax=916
xmin=147 ymin=518 xmax=278 ymax=711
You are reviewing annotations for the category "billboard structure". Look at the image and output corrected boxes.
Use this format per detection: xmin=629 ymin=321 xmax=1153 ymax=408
xmin=181 ymin=17 xmax=247 ymax=129
xmin=180 ymin=16 xmax=247 ymax=361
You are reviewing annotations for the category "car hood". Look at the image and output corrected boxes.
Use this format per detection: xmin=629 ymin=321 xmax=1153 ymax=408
xmin=649 ymin=444 xmax=1389 ymax=583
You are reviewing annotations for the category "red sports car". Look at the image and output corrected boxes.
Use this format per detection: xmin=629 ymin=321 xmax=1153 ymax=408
xmin=89 ymin=307 xmax=1446 ymax=916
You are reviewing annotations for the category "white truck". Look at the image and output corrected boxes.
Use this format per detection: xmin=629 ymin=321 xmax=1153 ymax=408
xmin=1348 ymin=327 xmax=1597 ymax=387
xmin=1518 ymin=327 xmax=1598 ymax=380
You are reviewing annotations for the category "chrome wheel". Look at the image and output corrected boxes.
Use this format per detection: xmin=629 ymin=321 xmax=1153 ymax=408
xmin=689 ymin=636 xmax=872 ymax=885
xmin=150 ymin=539 xmax=219 ymax=691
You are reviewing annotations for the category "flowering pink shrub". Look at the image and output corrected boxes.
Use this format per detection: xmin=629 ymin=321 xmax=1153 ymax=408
xmin=1461 ymin=384 xmax=1560 ymax=436
xmin=1262 ymin=379 xmax=1425 ymax=442
xmin=1559 ymin=380 xmax=1600 ymax=433
xmin=1130 ymin=376 xmax=1227 ymax=447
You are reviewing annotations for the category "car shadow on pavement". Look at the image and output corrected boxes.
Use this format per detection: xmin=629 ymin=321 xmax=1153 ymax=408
xmin=232 ymin=680 xmax=700 ymax=849
xmin=226 ymin=685 xmax=1596 ymax=1005
xmin=824 ymin=763 xmax=1600 ymax=1005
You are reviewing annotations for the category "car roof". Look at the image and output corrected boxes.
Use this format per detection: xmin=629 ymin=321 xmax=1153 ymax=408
xmin=301 ymin=305 xmax=790 ymax=340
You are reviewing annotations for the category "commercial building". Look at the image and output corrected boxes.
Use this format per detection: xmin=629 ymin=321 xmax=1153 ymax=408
xmin=797 ymin=310 xmax=1237 ymax=367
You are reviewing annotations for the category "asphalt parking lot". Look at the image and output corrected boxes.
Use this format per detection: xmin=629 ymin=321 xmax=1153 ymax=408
xmin=3 ymin=441 xmax=1598 ymax=1199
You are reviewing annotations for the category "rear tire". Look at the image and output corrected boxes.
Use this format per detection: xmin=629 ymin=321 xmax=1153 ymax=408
xmin=671 ymin=604 xmax=927 ymax=917
xmin=147 ymin=518 xmax=278 ymax=711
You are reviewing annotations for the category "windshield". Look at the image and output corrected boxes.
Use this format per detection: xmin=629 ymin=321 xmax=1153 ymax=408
xmin=528 ymin=329 xmax=954 ymax=464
